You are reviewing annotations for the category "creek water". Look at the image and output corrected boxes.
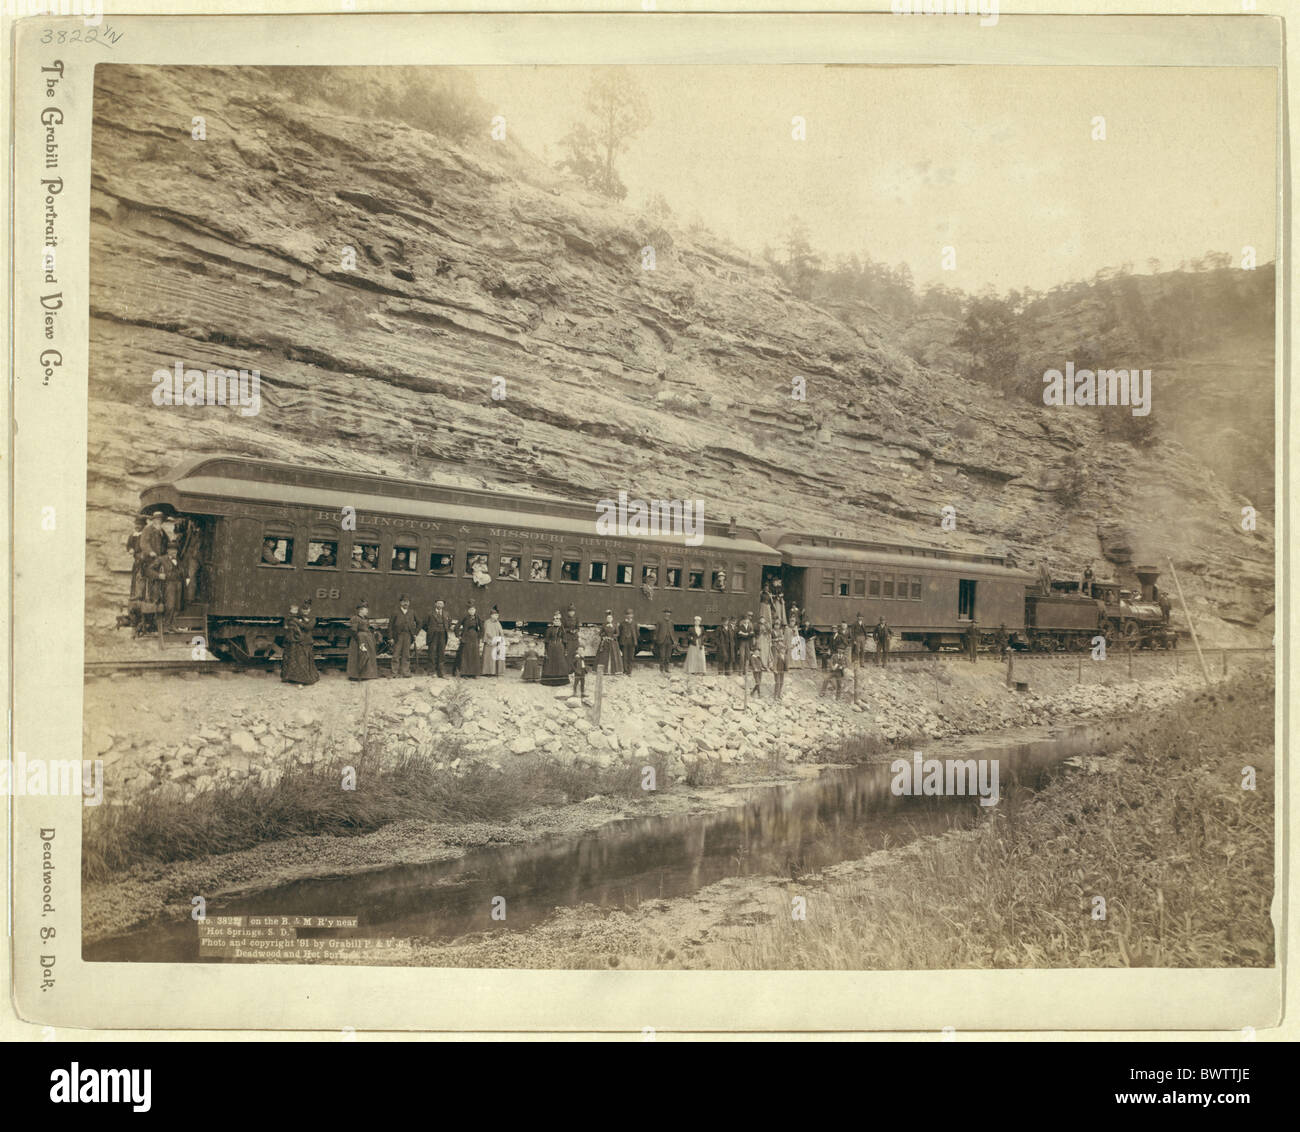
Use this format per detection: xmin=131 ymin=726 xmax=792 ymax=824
xmin=85 ymin=721 xmax=1117 ymax=963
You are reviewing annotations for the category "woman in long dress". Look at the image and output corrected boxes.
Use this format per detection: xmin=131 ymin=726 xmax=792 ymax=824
xmin=457 ymin=603 xmax=483 ymax=678
xmin=596 ymin=612 xmax=619 ymax=674
xmin=684 ymin=616 xmax=707 ymax=675
xmin=480 ymin=606 xmax=506 ymax=676
xmin=281 ymin=598 xmax=319 ymax=685
xmin=757 ymin=593 xmax=773 ymax=669
xmin=540 ymin=612 xmax=570 ymax=686
xmin=787 ymin=605 xmax=805 ymax=668
xmin=346 ymin=601 xmax=379 ymax=681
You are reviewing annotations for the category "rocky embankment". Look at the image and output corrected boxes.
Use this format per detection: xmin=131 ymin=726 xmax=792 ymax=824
xmin=84 ymin=65 xmax=1273 ymax=652
xmin=86 ymin=657 xmax=1221 ymax=805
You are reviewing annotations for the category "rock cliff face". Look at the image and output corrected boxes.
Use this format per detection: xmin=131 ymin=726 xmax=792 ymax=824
xmin=84 ymin=65 xmax=1273 ymax=650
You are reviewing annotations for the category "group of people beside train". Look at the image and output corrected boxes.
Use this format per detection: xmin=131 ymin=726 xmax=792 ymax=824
xmin=276 ymin=580 xmax=903 ymax=702
xmin=123 ymin=511 xmax=202 ymax=636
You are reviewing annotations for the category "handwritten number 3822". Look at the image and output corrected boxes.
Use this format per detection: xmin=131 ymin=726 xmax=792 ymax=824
xmin=40 ymin=29 xmax=102 ymax=44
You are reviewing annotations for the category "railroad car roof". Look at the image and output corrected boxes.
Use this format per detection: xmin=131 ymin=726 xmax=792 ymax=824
xmin=765 ymin=530 xmax=1035 ymax=581
xmin=143 ymin=456 xmax=780 ymax=559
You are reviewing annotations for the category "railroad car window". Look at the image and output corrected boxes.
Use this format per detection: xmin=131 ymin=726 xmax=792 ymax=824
xmin=259 ymin=536 xmax=293 ymax=567
xmin=530 ymin=555 xmax=552 ymax=582
xmin=616 ymin=562 xmax=635 ymax=585
xmin=838 ymin=573 xmax=851 ymax=597
xmin=882 ymin=576 xmax=895 ymax=599
xmin=429 ymin=551 xmax=454 ymax=576
xmin=350 ymin=542 xmax=380 ymax=571
xmin=641 ymin=562 xmax=659 ymax=586
xmin=688 ymin=566 xmax=705 ymax=590
xmin=665 ymin=566 xmax=682 ymax=588
xmin=306 ymin=539 xmax=338 ymax=569
xmin=731 ymin=564 xmax=747 ymax=592
xmin=868 ymin=575 xmax=880 ymax=597
xmin=910 ymin=575 xmax=923 ymax=600
xmin=589 ymin=560 xmax=608 ymax=583
xmin=821 ymin=570 xmax=834 ymax=597
xmin=560 ymin=559 xmax=581 ymax=583
xmin=853 ymin=575 xmax=866 ymax=597
xmin=710 ymin=568 xmax=728 ymax=592
xmin=391 ymin=545 xmax=418 ymax=573
xmin=498 ymin=555 xmax=521 ymax=581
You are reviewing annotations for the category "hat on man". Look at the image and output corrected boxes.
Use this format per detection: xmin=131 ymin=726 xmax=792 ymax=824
xmin=625 ymin=608 xmax=634 ymax=616
xmin=150 ymin=511 xmax=164 ymax=519
xmin=398 ymin=593 xmax=409 ymax=603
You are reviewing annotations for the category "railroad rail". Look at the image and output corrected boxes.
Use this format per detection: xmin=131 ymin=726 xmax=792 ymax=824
xmin=85 ymin=646 xmax=1274 ymax=679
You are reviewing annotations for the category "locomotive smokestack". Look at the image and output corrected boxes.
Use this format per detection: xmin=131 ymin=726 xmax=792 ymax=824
xmin=1135 ymin=565 xmax=1160 ymax=602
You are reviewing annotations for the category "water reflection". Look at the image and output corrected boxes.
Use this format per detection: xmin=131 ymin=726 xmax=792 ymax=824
xmin=87 ymin=725 xmax=1104 ymax=963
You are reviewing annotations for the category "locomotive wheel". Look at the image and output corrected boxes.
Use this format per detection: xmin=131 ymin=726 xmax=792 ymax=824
xmin=1121 ymin=620 xmax=1140 ymax=647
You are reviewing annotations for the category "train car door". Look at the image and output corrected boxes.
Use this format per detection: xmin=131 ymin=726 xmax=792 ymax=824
xmin=777 ymin=564 xmax=807 ymax=609
xmin=958 ymin=578 xmax=977 ymax=620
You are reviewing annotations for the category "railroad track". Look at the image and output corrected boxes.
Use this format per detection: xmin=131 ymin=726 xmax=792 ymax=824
xmin=85 ymin=645 xmax=1274 ymax=678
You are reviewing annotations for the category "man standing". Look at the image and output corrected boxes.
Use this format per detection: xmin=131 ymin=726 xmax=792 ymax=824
xmin=716 ymin=615 xmax=733 ymax=676
xmin=851 ymin=613 xmax=869 ymax=666
xmin=1081 ymin=561 xmax=1095 ymax=597
xmin=140 ymin=511 xmax=168 ymax=563
xmin=618 ymin=608 xmax=639 ymax=676
xmin=653 ymin=608 xmax=674 ymax=674
xmin=966 ymin=617 xmax=980 ymax=663
xmin=389 ymin=594 xmax=419 ymax=678
xmin=562 ymin=603 xmax=580 ymax=670
xmin=994 ymin=623 xmax=1009 ymax=659
xmin=424 ymin=598 xmax=452 ymax=678
xmin=772 ymin=625 xmax=789 ymax=700
xmin=874 ymin=617 xmax=891 ymax=667
xmin=736 ymin=611 xmax=755 ymax=674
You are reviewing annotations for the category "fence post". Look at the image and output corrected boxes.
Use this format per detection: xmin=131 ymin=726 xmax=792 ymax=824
xmin=1077 ymin=654 xmax=1082 ymax=684
xmin=593 ymin=668 xmax=604 ymax=726
xmin=1128 ymin=648 xmax=1133 ymax=681
xmin=1222 ymin=648 xmax=1228 ymax=677
xmin=1006 ymin=651 xmax=1014 ymax=689
xmin=1167 ymin=557 xmax=1210 ymax=685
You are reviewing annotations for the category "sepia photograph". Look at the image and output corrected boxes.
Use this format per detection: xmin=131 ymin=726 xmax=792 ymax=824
xmin=69 ymin=53 xmax=1279 ymax=980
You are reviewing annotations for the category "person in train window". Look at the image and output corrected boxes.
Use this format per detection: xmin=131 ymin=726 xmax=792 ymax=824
xmin=347 ymin=601 xmax=380 ymax=681
xmin=560 ymin=561 xmax=580 ymax=583
xmin=541 ymin=612 xmax=570 ymax=686
xmin=596 ymin=610 xmax=619 ymax=675
xmin=530 ymin=558 xmax=550 ymax=582
xmin=481 ymin=606 xmax=506 ymax=677
xmin=261 ymin=538 xmax=282 ymax=565
xmin=431 ymin=553 xmax=454 ymax=576
xmin=618 ymin=609 xmax=638 ymax=676
xmin=684 ymin=616 xmax=707 ymax=676
xmin=499 ymin=557 xmax=521 ymax=581
xmin=712 ymin=569 xmax=727 ymax=592
xmin=281 ymin=598 xmax=320 ymax=686
xmin=455 ymin=603 xmax=484 ymax=678
xmin=313 ymin=544 xmax=337 ymax=567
